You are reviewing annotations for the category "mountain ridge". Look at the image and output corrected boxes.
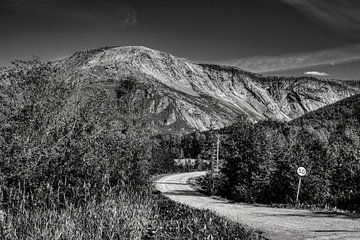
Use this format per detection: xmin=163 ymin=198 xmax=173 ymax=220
xmin=53 ymin=46 xmax=360 ymax=132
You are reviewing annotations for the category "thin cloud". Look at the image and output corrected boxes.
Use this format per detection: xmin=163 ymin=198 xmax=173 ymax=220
xmin=304 ymin=71 xmax=328 ymax=77
xmin=282 ymin=0 xmax=360 ymax=39
xmin=226 ymin=44 xmax=360 ymax=73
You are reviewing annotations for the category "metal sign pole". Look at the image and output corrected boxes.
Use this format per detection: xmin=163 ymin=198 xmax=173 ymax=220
xmin=296 ymin=167 xmax=306 ymax=204
xmin=296 ymin=176 xmax=302 ymax=203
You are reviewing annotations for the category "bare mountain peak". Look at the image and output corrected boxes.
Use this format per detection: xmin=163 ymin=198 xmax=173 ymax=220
xmin=65 ymin=45 xmax=174 ymax=67
xmin=55 ymin=46 xmax=360 ymax=132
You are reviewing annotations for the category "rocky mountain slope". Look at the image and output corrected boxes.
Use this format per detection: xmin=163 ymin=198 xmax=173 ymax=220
xmin=54 ymin=46 xmax=360 ymax=133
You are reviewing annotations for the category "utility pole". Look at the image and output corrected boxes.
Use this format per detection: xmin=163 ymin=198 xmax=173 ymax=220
xmin=212 ymin=131 xmax=221 ymax=195
xmin=208 ymin=121 xmax=222 ymax=194
xmin=216 ymin=134 xmax=220 ymax=173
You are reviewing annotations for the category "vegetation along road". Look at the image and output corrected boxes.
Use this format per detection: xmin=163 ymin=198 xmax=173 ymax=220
xmin=155 ymin=171 xmax=360 ymax=240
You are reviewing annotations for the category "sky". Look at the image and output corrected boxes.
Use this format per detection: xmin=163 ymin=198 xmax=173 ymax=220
xmin=1 ymin=0 xmax=360 ymax=79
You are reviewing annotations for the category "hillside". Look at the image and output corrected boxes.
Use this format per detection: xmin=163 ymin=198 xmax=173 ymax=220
xmin=290 ymin=93 xmax=360 ymax=128
xmin=53 ymin=46 xmax=360 ymax=133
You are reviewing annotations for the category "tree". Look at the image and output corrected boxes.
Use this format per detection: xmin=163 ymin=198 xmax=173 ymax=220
xmin=0 ymin=59 xmax=157 ymax=206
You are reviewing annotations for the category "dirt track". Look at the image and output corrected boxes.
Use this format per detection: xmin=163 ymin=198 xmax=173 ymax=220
xmin=155 ymin=171 xmax=360 ymax=240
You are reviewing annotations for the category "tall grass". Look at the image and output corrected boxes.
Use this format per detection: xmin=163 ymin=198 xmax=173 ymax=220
xmin=0 ymin=185 xmax=265 ymax=240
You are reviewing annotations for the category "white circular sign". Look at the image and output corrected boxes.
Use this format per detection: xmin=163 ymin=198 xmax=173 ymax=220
xmin=297 ymin=167 xmax=307 ymax=177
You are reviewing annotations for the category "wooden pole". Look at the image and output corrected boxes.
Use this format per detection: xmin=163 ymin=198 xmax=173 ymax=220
xmin=216 ymin=134 xmax=220 ymax=173
xmin=211 ymin=128 xmax=215 ymax=194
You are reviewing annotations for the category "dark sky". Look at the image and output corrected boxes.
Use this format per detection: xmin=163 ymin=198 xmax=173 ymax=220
xmin=1 ymin=0 xmax=360 ymax=79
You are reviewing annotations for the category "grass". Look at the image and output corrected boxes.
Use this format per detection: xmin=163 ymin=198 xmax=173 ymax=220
xmin=0 ymin=186 xmax=266 ymax=240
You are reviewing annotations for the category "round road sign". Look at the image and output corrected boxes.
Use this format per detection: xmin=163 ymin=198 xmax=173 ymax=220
xmin=297 ymin=167 xmax=306 ymax=177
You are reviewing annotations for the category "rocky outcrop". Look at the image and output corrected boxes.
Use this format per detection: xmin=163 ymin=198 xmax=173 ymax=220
xmin=55 ymin=46 xmax=360 ymax=133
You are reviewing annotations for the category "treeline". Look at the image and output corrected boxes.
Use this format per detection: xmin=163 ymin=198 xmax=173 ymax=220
xmin=204 ymin=96 xmax=360 ymax=212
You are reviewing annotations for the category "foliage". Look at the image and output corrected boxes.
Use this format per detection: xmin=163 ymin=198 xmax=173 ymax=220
xmin=0 ymin=60 xmax=156 ymax=205
xmin=199 ymin=95 xmax=360 ymax=212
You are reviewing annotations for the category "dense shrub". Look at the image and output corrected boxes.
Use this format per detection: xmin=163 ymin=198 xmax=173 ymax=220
xmin=0 ymin=60 xmax=157 ymax=206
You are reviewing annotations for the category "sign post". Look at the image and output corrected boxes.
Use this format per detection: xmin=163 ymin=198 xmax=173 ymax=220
xmin=296 ymin=167 xmax=306 ymax=204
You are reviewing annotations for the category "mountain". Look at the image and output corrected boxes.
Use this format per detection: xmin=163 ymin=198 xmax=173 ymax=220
xmin=54 ymin=46 xmax=360 ymax=133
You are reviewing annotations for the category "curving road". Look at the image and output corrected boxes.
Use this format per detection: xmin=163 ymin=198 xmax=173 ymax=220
xmin=155 ymin=171 xmax=360 ymax=240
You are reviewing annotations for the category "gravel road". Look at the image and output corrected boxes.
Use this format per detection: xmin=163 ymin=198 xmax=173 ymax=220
xmin=155 ymin=171 xmax=360 ymax=240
